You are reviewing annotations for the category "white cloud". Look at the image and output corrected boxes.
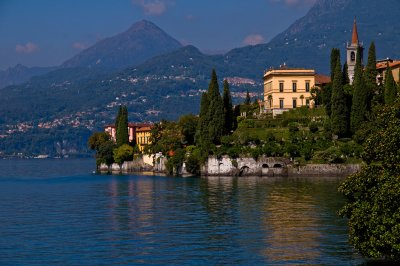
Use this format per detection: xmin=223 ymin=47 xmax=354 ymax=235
xmin=243 ymin=34 xmax=265 ymax=46
xmin=132 ymin=0 xmax=174 ymax=16
xmin=72 ymin=42 xmax=88 ymax=50
xmin=15 ymin=42 xmax=39 ymax=54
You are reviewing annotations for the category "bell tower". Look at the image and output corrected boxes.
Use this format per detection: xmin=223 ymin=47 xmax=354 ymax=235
xmin=347 ymin=18 xmax=364 ymax=84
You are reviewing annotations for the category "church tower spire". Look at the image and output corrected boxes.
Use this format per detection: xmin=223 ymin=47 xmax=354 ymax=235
xmin=347 ymin=17 xmax=363 ymax=84
xmin=351 ymin=18 xmax=359 ymax=45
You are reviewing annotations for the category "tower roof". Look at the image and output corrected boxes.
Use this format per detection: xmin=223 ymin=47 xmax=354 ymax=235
xmin=351 ymin=18 xmax=359 ymax=44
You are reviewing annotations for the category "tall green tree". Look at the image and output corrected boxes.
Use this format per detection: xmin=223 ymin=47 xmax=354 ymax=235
xmin=223 ymin=80 xmax=233 ymax=134
xmin=116 ymin=105 xmax=129 ymax=147
xmin=364 ymin=42 xmax=378 ymax=108
xmin=114 ymin=105 xmax=122 ymax=140
xmin=350 ymin=47 xmax=368 ymax=134
xmin=322 ymin=84 xmax=333 ymax=117
xmin=245 ymin=89 xmax=251 ymax=105
xmin=206 ymin=69 xmax=225 ymax=144
xmin=232 ymin=105 xmax=240 ymax=131
xmin=197 ymin=92 xmax=210 ymax=146
xmin=325 ymin=48 xmax=341 ymax=117
xmin=331 ymin=58 xmax=349 ymax=137
xmin=330 ymin=48 xmax=341 ymax=81
xmin=365 ymin=42 xmax=378 ymax=86
xmin=384 ymin=66 xmax=397 ymax=105
xmin=342 ymin=62 xmax=350 ymax=85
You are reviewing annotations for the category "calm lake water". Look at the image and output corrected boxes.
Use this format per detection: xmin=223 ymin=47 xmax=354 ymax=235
xmin=0 ymin=159 xmax=366 ymax=265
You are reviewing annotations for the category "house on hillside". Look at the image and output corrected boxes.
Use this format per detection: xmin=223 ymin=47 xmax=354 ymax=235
xmin=263 ymin=65 xmax=330 ymax=117
xmin=104 ymin=123 xmax=153 ymax=152
xmin=376 ymin=59 xmax=400 ymax=85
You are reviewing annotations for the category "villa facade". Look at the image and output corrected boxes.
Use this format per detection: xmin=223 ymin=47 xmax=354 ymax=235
xmin=263 ymin=67 xmax=316 ymax=116
xmin=104 ymin=123 xmax=152 ymax=152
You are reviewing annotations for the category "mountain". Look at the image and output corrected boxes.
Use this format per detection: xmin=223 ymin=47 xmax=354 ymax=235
xmin=225 ymin=0 xmax=400 ymax=76
xmin=0 ymin=64 xmax=56 ymax=89
xmin=62 ymin=20 xmax=182 ymax=69
xmin=3 ymin=0 xmax=400 ymax=157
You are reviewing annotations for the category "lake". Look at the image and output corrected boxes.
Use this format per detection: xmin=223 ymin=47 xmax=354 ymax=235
xmin=0 ymin=159 xmax=365 ymax=265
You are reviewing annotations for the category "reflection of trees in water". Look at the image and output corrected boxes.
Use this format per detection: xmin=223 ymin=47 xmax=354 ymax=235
xmin=262 ymin=186 xmax=321 ymax=263
xmin=199 ymin=177 xmax=238 ymax=225
xmin=199 ymin=177 xmax=241 ymax=254
xmin=108 ymin=177 xmax=157 ymax=258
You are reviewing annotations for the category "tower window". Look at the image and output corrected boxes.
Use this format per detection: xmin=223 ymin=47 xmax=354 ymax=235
xmin=351 ymin=51 xmax=355 ymax=61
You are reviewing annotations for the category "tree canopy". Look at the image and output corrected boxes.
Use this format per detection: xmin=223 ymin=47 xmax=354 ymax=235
xmin=339 ymin=100 xmax=400 ymax=260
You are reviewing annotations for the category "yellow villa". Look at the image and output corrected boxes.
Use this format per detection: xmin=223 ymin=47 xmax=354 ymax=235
xmin=263 ymin=67 xmax=315 ymax=116
xmin=104 ymin=123 xmax=153 ymax=152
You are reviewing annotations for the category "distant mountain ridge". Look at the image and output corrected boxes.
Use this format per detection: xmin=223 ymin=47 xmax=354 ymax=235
xmin=3 ymin=0 xmax=400 ymax=156
xmin=0 ymin=64 xmax=57 ymax=89
xmin=62 ymin=20 xmax=182 ymax=69
xmin=0 ymin=20 xmax=182 ymax=89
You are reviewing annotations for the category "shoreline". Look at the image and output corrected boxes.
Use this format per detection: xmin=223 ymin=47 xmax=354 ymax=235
xmin=99 ymin=155 xmax=361 ymax=178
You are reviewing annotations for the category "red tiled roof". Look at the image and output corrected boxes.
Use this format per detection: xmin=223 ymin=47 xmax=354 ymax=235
xmin=315 ymin=74 xmax=331 ymax=85
xmin=376 ymin=60 xmax=400 ymax=70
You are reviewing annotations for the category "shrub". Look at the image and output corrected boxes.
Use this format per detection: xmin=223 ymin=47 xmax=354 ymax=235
xmin=288 ymin=122 xmax=299 ymax=133
xmin=309 ymin=122 xmax=319 ymax=133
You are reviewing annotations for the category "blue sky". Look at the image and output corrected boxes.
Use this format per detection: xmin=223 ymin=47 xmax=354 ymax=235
xmin=0 ymin=0 xmax=316 ymax=70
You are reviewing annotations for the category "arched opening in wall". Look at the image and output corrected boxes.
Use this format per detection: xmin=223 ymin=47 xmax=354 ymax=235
xmin=351 ymin=51 xmax=355 ymax=61
xmin=239 ymin=166 xmax=250 ymax=177
xmin=262 ymin=164 xmax=269 ymax=168
xmin=273 ymin=163 xmax=283 ymax=168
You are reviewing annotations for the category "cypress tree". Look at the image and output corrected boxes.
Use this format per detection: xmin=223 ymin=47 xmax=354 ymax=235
xmin=330 ymin=48 xmax=340 ymax=81
xmin=384 ymin=66 xmax=397 ymax=105
xmin=350 ymin=47 xmax=368 ymax=134
xmin=245 ymin=89 xmax=251 ymax=105
xmin=206 ymin=69 xmax=225 ymax=144
xmin=223 ymin=80 xmax=233 ymax=134
xmin=232 ymin=105 xmax=240 ymax=131
xmin=116 ymin=105 xmax=129 ymax=147
xmin=342 ymin=62 xmax=350 ymax=85
xmin=331 ymin=59 xmax=349 ymax=137
xmin=364 ymin=42 xmax=378 ymax=108
xmin=114 ymin=105 xmax=122 ymax=140
xmin=365 ymin=42 xmax=377 ymax=86
xmin=326 ymin=48 xmax=340 ymax=117
xmin=197 ymin=92 xmax=210 ymax=146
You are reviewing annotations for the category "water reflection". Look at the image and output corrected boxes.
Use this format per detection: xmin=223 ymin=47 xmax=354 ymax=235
xmin=261 ymin=181 xmax=321 ymax=262
xmin=100 ymin=176 xmax=363 ymax=264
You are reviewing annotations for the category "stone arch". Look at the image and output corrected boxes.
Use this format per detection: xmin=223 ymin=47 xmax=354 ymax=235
xmin=273 ymin=163 xmax=283 ymax=168
xmin=239 ymin=166 xmax=250 ymax=177
xmin=262 ymin=164 xmax=269 ymax=168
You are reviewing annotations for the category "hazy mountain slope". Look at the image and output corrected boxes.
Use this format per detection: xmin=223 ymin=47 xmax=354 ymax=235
xmin=0 ymin=64 xmax=56 ymax=89
xmin=224 ymin=0 xmax=400 ymax=76
xmin=62 ymin=20 xmax=182 ymax=69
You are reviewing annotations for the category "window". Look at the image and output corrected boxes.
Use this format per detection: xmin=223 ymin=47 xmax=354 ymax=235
xmin=351 ymin=51 xmax=355 ymax=62
xmin=292 ymin=82 xmax=297 ymax=92
xmin=279 ymin=99 xmax=284 ymax=109
xmin=306 ymin=99 xmax=310 ymax=106
xmin=279 ymin=82 xmax=284 ymax=92
xmin=293 ymin=99 xmax=297 ymax=108
xmin=305 ymin=81 xmax=310 ymax=92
